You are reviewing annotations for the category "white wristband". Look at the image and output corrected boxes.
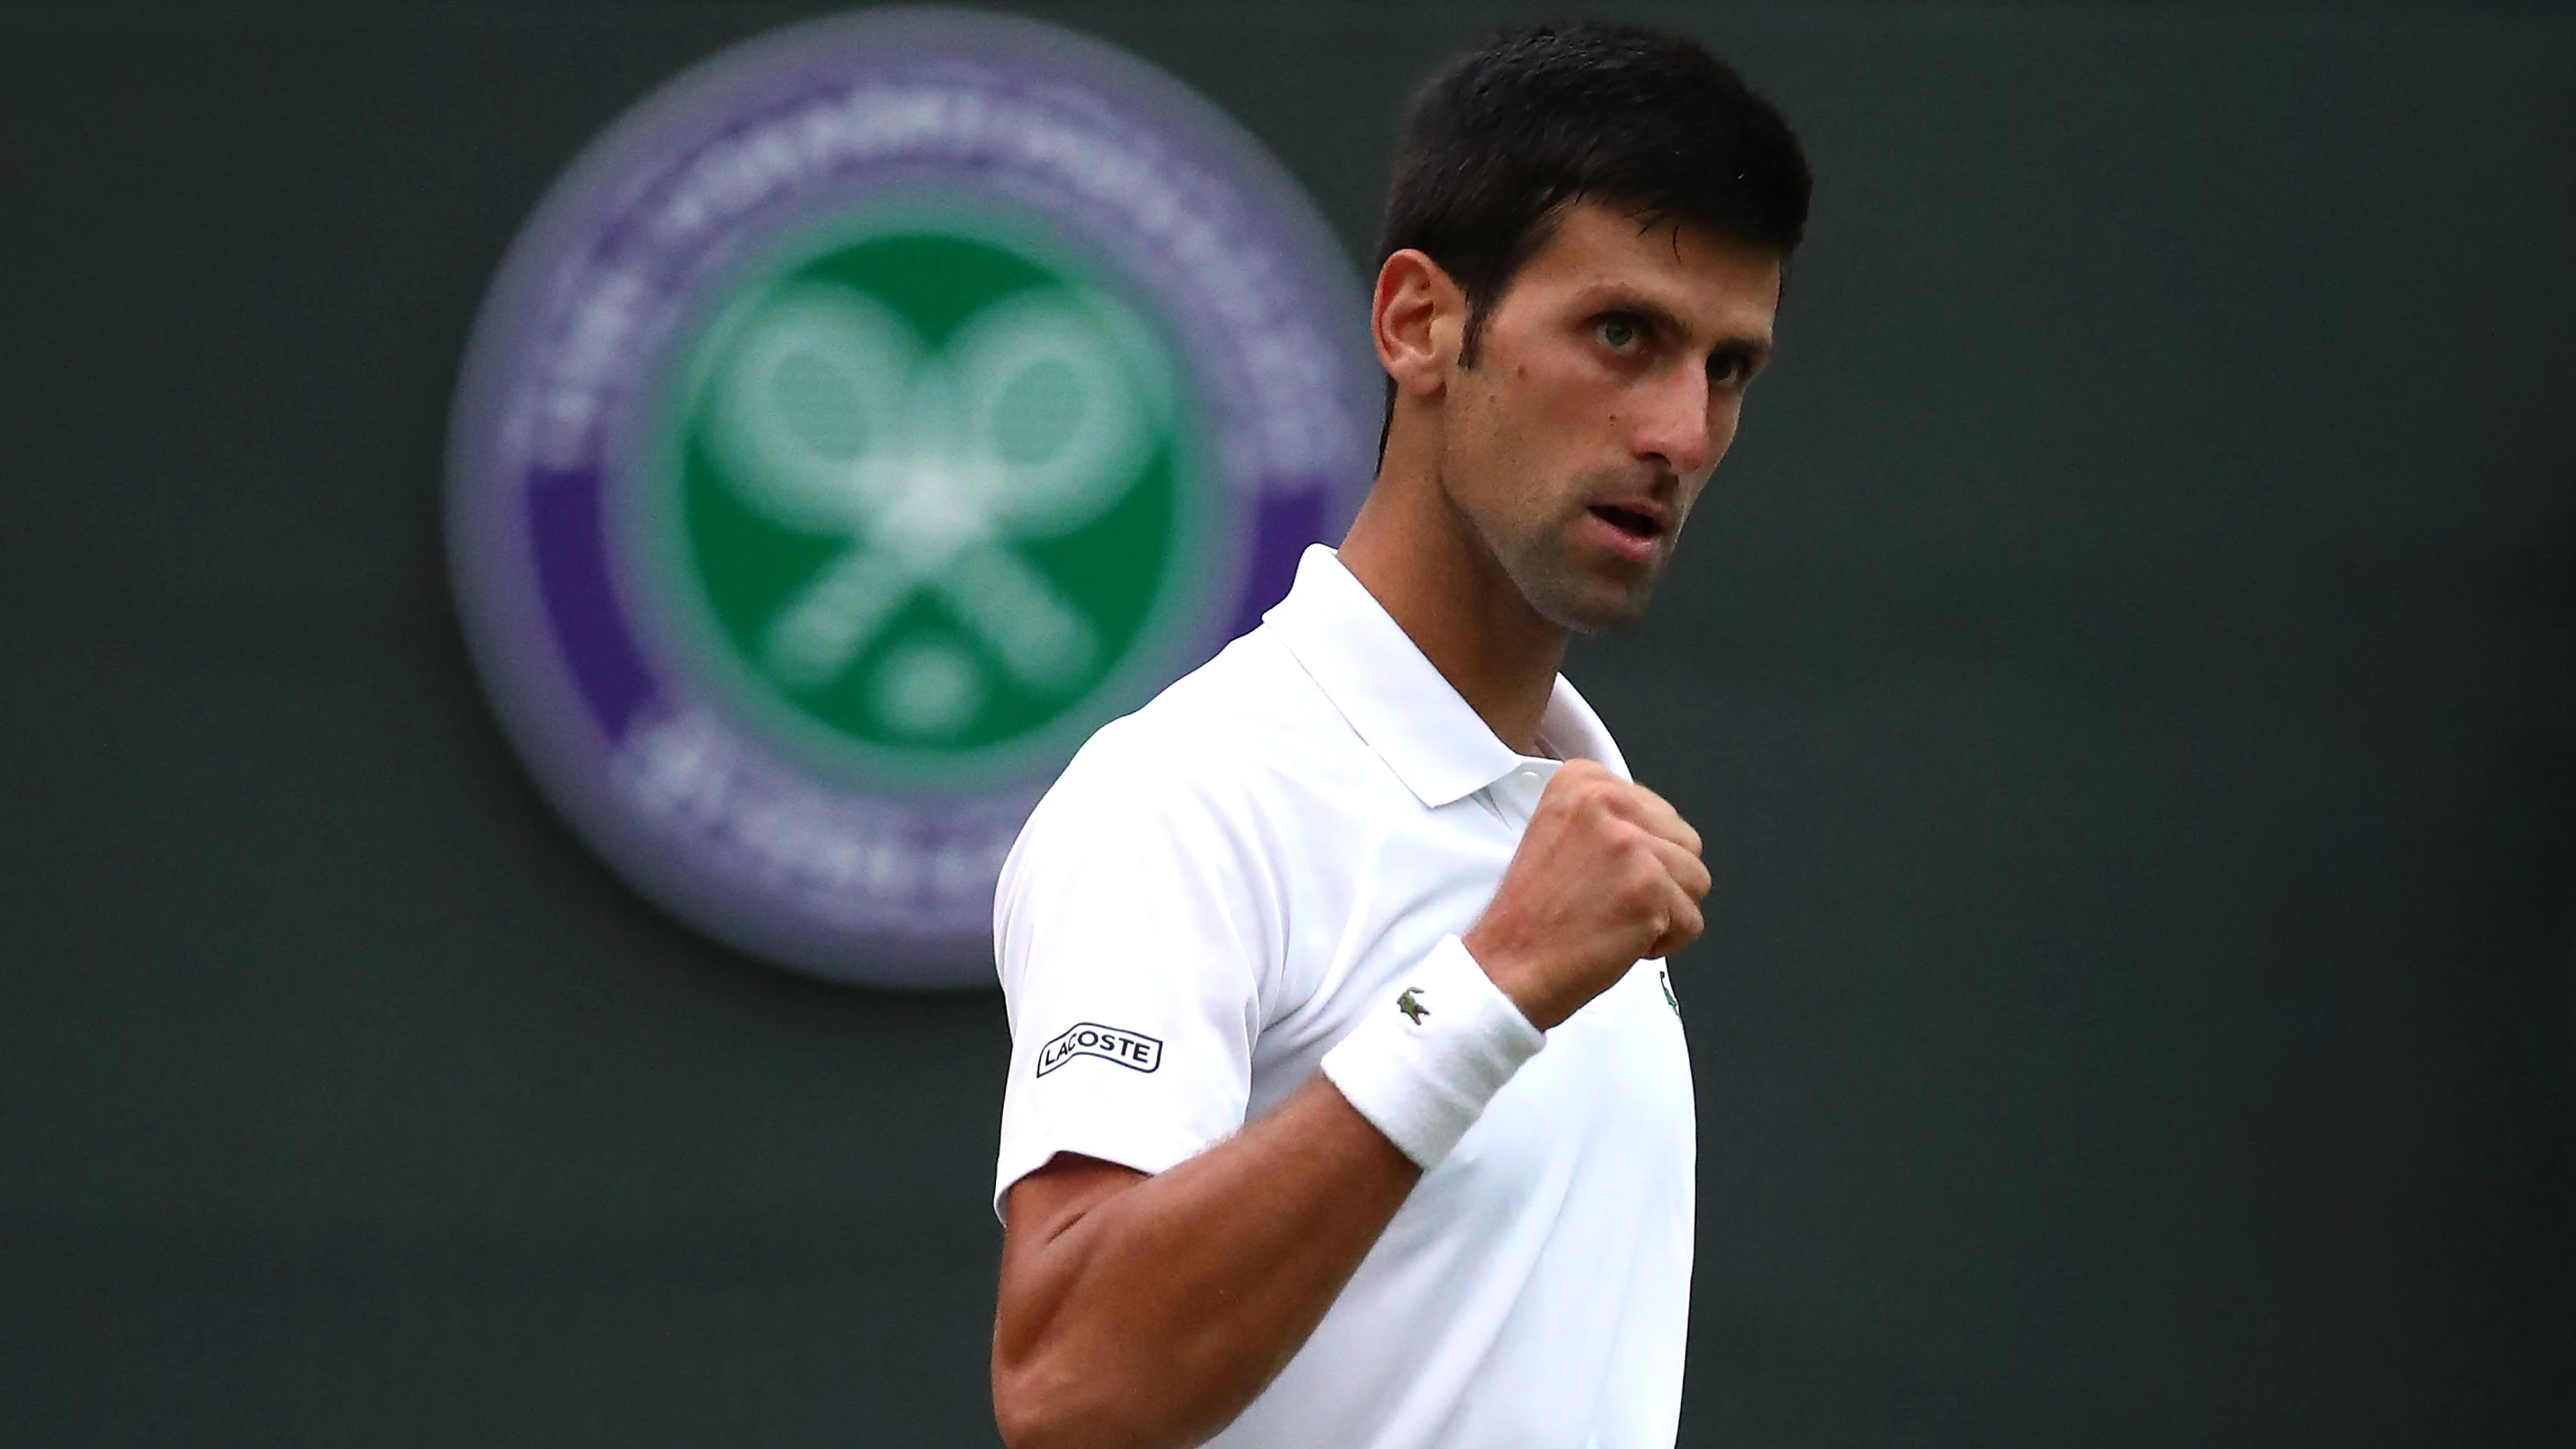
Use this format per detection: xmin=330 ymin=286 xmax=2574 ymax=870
xmin=1321 ymin=934 xmax=1546 ymax=1170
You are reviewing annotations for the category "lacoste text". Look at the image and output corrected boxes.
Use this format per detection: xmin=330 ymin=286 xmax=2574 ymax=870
xmin=1036 ymin=1022 xmax=1163 ymax=1077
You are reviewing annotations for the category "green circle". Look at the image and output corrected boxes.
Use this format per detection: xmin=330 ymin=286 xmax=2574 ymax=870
xmin=664 ymin=227 xmax=1197 ymax=777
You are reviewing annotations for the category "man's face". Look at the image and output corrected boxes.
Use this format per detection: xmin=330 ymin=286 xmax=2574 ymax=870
xmin=1437 ymin=201 xmax=1782 ymax=632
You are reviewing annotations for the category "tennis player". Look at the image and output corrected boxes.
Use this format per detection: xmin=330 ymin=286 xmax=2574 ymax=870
xmin=989 ymin=23 xmax=1811 ymax=1449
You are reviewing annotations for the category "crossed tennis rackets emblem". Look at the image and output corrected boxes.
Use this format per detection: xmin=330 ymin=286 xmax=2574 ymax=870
xmin=699 ymin=280 xmax=1173 ymax=727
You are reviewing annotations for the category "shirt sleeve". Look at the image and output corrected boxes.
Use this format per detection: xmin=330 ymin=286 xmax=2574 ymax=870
xmin=991 ymin=722 xmax=1279 ymax=1219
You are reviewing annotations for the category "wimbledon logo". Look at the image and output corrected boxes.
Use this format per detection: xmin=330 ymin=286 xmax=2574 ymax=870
xmin=447 ymin=9 xmax=1373 ymax=987
xmin=677 ymin=246 xmax=1181 ymax=760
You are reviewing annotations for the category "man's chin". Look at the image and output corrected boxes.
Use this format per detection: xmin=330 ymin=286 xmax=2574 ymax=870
xmin=1555 ymin=595 xmax=1653 ymax=635
xmin=1522 ymin=567 xmax=1657 ymax=635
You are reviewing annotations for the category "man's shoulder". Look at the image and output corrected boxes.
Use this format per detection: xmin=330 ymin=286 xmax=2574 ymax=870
xmin=1002 ymin=626 xmax=1382 ymax=931
xmin=1073 ymin=627 xmax=1358 ymax=786
xmin=1021 ymin=624 xmax=1388 ymax=854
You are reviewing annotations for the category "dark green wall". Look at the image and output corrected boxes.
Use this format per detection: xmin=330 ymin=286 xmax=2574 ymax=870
xmin=4 ymin=3 xmax=2569 ymax=1444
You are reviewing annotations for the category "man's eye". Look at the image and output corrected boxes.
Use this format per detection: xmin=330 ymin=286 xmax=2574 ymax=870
xmin=1595 ymin=315 xmax=1640 ymax=350
xmin=1710 ymin=351 xmax=1762 ymax=389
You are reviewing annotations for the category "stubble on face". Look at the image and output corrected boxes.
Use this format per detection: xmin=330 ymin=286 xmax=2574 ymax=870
xmin=1451 ymin=459 xmax=1674 ymax=634
xmin=1437 ymin=203 xmax=1782 ymax=635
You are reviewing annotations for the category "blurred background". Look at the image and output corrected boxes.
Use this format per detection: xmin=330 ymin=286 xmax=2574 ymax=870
xmin=3 ymin=0 xmax=2569 ymax=1444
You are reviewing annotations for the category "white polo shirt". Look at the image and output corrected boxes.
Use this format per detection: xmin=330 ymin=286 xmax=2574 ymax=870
xmin=993 ymin=545 xmax=1695 ymax=1449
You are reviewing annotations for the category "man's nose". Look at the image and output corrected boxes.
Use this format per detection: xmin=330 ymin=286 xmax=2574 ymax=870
xmin=1631 ymin=367 xmax=1716 ymax=478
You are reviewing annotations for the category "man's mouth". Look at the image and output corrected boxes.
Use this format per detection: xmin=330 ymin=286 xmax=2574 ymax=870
xmin=1589 ymin=504 xmax=1665 ymax=543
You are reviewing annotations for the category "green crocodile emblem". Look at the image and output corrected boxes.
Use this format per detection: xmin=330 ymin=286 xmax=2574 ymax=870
xmin=1395 ymin=987 xmax=1428 ymax=1025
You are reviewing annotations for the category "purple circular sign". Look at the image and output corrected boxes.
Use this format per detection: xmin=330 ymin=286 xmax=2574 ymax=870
xmin=447 ymin=8 xmax=1375 ymax=987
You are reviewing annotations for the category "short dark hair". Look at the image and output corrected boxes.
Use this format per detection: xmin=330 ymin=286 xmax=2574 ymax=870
xmin=1378 ymin=22 xmax=1813 ymax=370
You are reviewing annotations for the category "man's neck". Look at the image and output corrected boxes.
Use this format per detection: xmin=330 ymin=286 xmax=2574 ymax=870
xmin=1335 ymin=452 xmax=1566 ymax=758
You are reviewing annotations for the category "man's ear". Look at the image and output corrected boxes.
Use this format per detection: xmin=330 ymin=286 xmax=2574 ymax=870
xmin=1373 ymin=248 xmax=1465 ymax=400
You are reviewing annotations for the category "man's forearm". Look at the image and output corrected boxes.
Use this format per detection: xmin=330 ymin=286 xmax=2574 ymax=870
xmin=991 ymin=1073 xmax=1420 ymax=1449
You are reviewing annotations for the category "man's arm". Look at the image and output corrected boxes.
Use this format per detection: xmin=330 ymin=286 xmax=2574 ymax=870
xmin=990 ymin=761 xmax=1709 ymax=1449
xmin=992 ymin=1076 xmax=1416 ymax=1449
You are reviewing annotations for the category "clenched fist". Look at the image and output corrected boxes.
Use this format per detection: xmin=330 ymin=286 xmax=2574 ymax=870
xmin=1462 ymin=760 xmax=1710 ymax=1031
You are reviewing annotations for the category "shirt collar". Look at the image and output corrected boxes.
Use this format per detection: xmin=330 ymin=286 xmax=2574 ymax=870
xmin=1263 ymin=545 xmax=1631 ymax=808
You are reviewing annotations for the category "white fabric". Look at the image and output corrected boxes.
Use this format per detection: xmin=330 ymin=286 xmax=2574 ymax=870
xmin=1321 ymin=932 xmax=1546 ymax=1168
xmin=993 ymin=544 xmax=1696 ymax=1449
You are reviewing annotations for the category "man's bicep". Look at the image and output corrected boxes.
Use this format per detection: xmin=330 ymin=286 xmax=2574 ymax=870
xmin=992 ymin=925 xmax=1263 ymax=1215
xmin=992 ymin=755 xmax=1278 ymax=1219
xmin=1002 ymin=1151 xmax=1146 ymax=1250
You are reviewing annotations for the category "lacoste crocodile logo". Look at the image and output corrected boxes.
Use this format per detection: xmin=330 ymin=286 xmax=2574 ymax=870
xmin=1396 ymin=987 xmax=1428 ymax=1024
